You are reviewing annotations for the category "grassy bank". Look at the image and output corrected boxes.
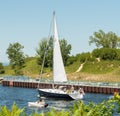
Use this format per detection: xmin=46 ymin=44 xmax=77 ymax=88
xmin=3 ymin=58 xmax=120 ymax=82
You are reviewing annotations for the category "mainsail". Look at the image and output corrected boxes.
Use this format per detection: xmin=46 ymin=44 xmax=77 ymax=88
xmin=53 ymin=12 xmax=67 ymax=82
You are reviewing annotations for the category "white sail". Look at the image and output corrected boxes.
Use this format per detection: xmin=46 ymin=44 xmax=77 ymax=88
xmin=53 ymin=12 xmax=67 ymax=82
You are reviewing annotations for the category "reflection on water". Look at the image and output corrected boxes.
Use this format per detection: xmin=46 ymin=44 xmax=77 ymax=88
xmin=0 ymin=84 xmax=118 ymax=115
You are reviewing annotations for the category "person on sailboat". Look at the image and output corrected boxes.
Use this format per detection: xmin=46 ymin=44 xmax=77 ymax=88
xmin=79 ymin=88 xmax=85 ymax=95
xmin=70 ymin=85 xmax=74 ymax=93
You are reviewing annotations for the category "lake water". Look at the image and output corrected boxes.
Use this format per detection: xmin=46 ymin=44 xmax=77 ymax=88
xmin=0 ymin=84 xmax=119 ymax=115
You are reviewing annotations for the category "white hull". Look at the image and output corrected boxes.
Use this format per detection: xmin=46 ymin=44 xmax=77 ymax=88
xmin=28 ymin=101 xmax=48 ymax=108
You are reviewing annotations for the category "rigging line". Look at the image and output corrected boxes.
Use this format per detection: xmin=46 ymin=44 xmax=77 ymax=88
xmin=37 ymin=13 xmax=53 ymax=89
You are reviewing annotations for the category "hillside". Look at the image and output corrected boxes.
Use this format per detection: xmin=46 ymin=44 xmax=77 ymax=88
xmin=3 ymin=58 xmax=120 ymax=82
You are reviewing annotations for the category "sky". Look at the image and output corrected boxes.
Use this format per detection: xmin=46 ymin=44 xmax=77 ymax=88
xmin=0 ymin=0 xmax=120 ymax=63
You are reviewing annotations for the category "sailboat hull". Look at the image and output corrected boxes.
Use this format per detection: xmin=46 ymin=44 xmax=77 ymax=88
xmin=38 ymin=89 xmax=74 ymax=100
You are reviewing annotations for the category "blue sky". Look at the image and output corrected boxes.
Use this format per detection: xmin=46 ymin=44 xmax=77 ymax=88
xmin=0 ymin=0 xmax=120 ymax=63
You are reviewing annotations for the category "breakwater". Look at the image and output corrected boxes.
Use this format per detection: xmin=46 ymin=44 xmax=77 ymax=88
xmin=2 ymin=76 xmax=120 ymax=94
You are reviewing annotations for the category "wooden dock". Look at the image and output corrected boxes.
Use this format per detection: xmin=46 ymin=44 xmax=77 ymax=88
xmin=2 ymin=79 xmax=120 ymax=94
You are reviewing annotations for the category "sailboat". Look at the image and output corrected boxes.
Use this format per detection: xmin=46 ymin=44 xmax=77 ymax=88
xmin=38 ymin=12 xmax=85 ymax=100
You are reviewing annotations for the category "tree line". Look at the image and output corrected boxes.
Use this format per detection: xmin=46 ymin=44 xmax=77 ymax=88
xmin=1 ymin=30 xmax=120 ymax=75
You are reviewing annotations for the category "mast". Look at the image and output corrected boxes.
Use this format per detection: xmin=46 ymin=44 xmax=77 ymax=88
xmin=53 ymin=12 xmax=67 ymax=82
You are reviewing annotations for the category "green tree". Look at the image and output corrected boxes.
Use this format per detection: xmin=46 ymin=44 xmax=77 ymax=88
xmin=6 ymin=42 xmax=25 ymax=75
xmin=92 ymin=48 xmax=102 ymax=58
xmin=116 ymin=49 xmax=120 ymax=60
xmin=100 ymin=48 xmax=117 ymax=60
xmin=66 ymin=55 xmax=77 ymax=66
xmin=89 ymin=30 xmax=120 ymax=48
xmin=36 ymin=37 xmax=71 ymax=68
xmin=0 ymin=63 xmax=5 ymax=74
xmin=92 ymin=48 xmax=117 ymax=60
xmin=36 ymin=38 xmax=49 ymax=67
xmin=76 ymin=52 xmax=94 ymax=63
xmin=60 ymin=39 xmax=72 ymax=65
